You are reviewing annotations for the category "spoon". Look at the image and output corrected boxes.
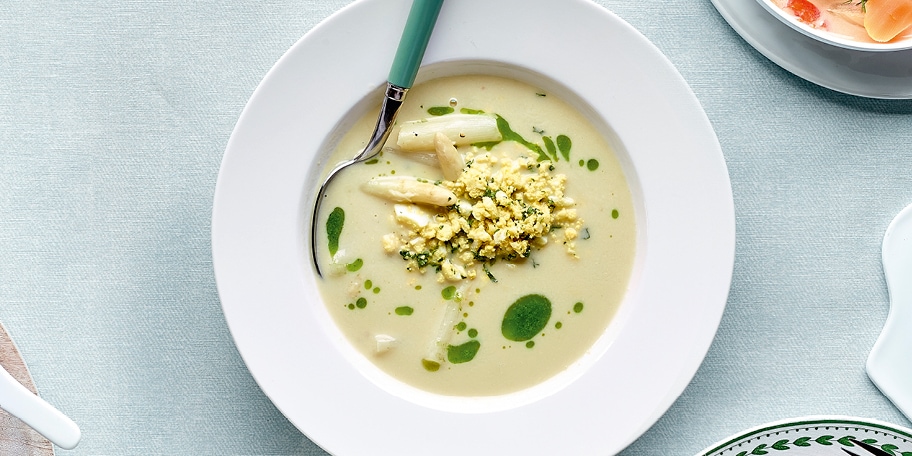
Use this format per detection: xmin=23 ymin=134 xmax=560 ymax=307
xmin=867 ymin=202 xmax=912 ymax=422
xmin=310 ymin=0 xmax=445 ymax=277
xmin=0 ymin=357 xmax=81 ymax=450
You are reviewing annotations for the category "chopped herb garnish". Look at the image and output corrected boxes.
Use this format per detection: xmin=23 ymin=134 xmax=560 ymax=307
xmin=416 ymin=252 xmax=430 ymax=268
xmin=483 ymin=264 xmax=498 ymax=283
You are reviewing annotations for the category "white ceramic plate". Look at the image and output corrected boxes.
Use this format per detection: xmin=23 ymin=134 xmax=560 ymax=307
xmin=212 ymin=0 xmax=735 ymax=454
xmin=868 ymin=203 xmax=912 ymax=423
xmin=698 ymin=416 xmax=912 ymax=455
xmin=712 ymin=0 xmax=912 ymax=99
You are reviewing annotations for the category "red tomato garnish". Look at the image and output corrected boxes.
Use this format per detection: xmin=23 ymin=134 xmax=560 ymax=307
xmin=787 ymin=0 xmax=821 ymax=24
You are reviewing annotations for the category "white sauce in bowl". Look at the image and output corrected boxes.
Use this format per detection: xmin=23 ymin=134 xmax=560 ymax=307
xmin=314 ymin=74 xmax=636 ymax=396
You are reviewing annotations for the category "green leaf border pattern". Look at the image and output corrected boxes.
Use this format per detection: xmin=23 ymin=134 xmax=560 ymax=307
xmin=704 ymin=419 xmax=912 ymax=456
xmin=731 ymin=435 xmax=911 ymax=456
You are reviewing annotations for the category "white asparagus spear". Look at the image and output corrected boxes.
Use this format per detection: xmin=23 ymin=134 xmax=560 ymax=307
xmin=361 ymin=176 xmax=457 ymax=206
xmin=422 ymin=299 xmax=461 ymax=369
xmin=389 ymin=148 xmax=439 ymax=167
xmin=397 ymin=114 xmax=501 ymax=151
xmin=434 ymin=132 xmax=466 ymax=181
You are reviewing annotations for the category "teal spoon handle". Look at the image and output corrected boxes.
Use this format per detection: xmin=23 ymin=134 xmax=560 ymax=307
xmin=311 ymin=0 xmax=443 ymax=277
xmin=388 ymin=0 xmax=444 ymax=88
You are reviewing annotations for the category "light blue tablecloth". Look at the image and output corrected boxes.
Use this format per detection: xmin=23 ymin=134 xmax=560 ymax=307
xmin=2 ymin=1 xmax=911 ymax=454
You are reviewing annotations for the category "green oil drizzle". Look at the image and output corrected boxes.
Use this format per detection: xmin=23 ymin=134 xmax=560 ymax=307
xmin=460 ymin=108 xmax=485 ymax=115
xmin=475 ymin=115 xmax=549 ymax=162
xmin=326 ymin=207 xmax=345 ymax=257
xmin=427 ymin=106 xmax=454 ymax=116
xmin=501 ymin=294 xmax=552 ymax=342
xmin=526 ymin=341 xmax=535 ymax=349
xmin=586 ymin=159 xmax=600 ymax=171
xmin=456 ymin=321 xmax=467 ymax=331
xmin=447 ymin=340 xmax=481 ymax=364
xmin=356 ymin=297 xmax=367 ymax=309
xmin=611 ymin=209 xmax=619 ymax=219
xmin=395 ymin=306 xmax=414 ymax=316
xmin=555 ymin=321 xmax=563 ymax=329
xmin=542 ymin=136 xmax=558 ymax=161
xmin=364 ymin=280 xmax=372 ymax=290
xmin=442 ymin=286 xmax=458 ymax=301
xmin=422 ymin=359 xmax=441 ymax=372
xmin=346 ymin=258 xmax=363 ymax=272
xmin=556 ymin=135 xmax=571 ymax=161
xmin=573 ymin=302 xmax=584 ymax=313
xmin=468 ymin=328 xmax=478 ymax=338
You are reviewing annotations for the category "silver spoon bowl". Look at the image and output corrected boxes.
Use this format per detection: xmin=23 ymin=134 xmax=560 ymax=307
xmin=310 ymin=0 xmax=444 ymax=277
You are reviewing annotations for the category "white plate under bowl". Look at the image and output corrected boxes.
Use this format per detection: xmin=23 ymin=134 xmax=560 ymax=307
xmin=212 ymin=0 xmax=735 ymax=454
xmin=698 ymin=416 xmax=912 ymax=455
xmin=713 ymin=0 xmax=912 ymax=99
xmin=756 ymin=0 xmax=912 ymax=52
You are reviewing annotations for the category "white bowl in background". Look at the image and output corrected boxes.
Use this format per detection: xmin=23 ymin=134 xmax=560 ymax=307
xmin=756 ymin=0 xmax=912 ymax=52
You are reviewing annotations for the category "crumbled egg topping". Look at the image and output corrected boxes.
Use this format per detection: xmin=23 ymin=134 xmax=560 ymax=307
xmin=382 ymin=145 xmax=582 ymax=282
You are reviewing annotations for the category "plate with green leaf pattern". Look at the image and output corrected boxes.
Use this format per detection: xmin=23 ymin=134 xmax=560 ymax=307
xmin=699 ymin=416 xmax=912 ymax=456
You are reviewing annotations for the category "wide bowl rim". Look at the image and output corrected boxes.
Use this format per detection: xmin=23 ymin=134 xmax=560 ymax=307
xmin=211 ymin=0 xmax=736 ymax=454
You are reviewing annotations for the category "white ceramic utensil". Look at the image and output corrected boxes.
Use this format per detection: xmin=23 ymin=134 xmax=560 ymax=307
xmin=867 ymin=203 xmax=912 ymax=422
xmin=0 ymin=362 xmax=81 ymax=449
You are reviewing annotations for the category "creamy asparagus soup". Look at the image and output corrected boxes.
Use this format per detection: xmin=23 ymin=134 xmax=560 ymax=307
xmin=315 ymin=74 xmax=636 ymax=396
